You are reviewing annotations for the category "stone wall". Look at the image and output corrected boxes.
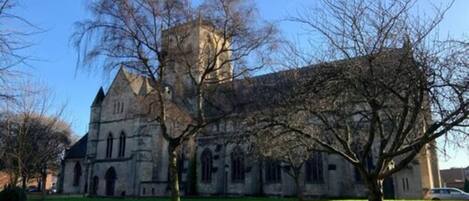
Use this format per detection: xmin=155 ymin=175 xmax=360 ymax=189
xmin=62 ymin=159 xmax=85 ymax=194
xmin=393 ymin=162 xmax=423 ymax=199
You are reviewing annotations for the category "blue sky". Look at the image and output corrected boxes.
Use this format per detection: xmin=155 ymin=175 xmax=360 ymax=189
xmin=9 ymin=0 xmax=469 ymax=169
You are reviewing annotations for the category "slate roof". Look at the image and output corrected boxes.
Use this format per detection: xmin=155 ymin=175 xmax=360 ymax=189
xmin=64 ymin=134 xmax=88 ymax=159
xmin=206 ymin=48 xmax=408 ymax=115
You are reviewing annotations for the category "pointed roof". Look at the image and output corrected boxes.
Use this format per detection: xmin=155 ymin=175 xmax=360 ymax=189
xmin=117 ymin=66 xmax=146 ymax=95
xmin=91 ymin=87 xmax=105 ymax=107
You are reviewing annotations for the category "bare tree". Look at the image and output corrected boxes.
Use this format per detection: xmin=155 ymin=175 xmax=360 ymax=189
xmin=246 ymin=82 xmax=322 ymax=201
xmin=72 ymin=0 xmax=276 ymax=200
xmin=252 ymin=0 xmax=468 ymax=201
xmin=252 ymin=127 xmax=316 ymax=201
xmin=0 ymin=85 xmax=72 ymax=199
xmin=34 ymin=116 xmax=71 ymax=199
xmin=0 ymin=0 xmax=35 ymax=102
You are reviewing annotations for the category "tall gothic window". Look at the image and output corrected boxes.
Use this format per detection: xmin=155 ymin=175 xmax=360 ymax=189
xmin=366 ymin=154 xmax=374 ymax=170
xmin=106 ymin=133 xmax=113 ymax=158
xmin=231 ymin=146 xmax=245 ymax=182
xmin=201 ymin=148 xmax=212 ymax=183
xmin=203 ymin=37 xmax=217 ymax=82
xmin=73 ymin=162 xmax=82 ymax=186
xmin=219 ymin=53 xmax=231 ymax=80
xmin=265 ymin=160 xmax=281 ymax=183
xmin=354 ymin=167 xmax=363 ymax=183
xmin=118 ymin=132 xmax=126 ymax=157
xmin=113 ymin=101 xmax=124 ymax=114
xmin=354 ymin=154 xmax=373 ymax=183
xmin=305 ymin=151 xmax=323 ymax=183
xmin=178 ymin=155 xmax=184 ymax=181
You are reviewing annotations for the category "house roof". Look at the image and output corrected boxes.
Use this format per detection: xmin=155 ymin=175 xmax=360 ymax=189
xmin=64 ymin=134 xmax=88 ymax=159
xmin=441 ymin=168 xmax=467 ymax=183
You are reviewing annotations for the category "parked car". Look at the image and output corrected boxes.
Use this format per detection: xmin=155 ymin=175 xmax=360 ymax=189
xmin=425 ymin=188 xmax=469 ymax=200
xmin=27 ymin=186 xmax=39 ymax=192
xmin=49 ymin=186 xmax=57 ymax=194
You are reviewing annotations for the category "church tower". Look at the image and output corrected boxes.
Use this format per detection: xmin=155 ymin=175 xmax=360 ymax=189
xmin=162 ymin=18 xmax=233 ymax=98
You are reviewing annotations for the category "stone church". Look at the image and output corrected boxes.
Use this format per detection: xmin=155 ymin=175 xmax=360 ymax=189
xmin=58 ymin=20 xmax=441 ymax=199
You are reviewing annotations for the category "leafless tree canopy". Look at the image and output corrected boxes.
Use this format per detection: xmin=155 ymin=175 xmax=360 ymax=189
xmin=0 ymin=0 xmax=36 ymax=102
xmin=0 ymin=86 xmax=72 ymax=193
xmin=250 ymin=0 xmax=468 ymax=201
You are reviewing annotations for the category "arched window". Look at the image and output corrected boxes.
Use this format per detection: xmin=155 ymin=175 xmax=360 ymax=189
xmin=202 ymin=37 xmax=217 ymax=82
xmin=201 ymin=148 xmax=212 ymax=183
xmin=105 ymin=167 xmax=117 ymax=196
xmin=219 ymin=52 xmax=232 ymax=80
xmin=265 ymin=160 xmax=281 ymax=183
xmin=231 ymin=146 xmax=245 ymax=182
xmin=106 ymin=133 xmax=113 ymax=158
xmin=178 ymin=155 xmax=184 ymax=181
xmin=305 ymin=151 xmax=323 ymax=183
xmin=118 ymin=132 xmax=126 ymax=157
xmin=354 ymin=154 xmax=373 ymax=183
xmin=73 ymin=162 xmax=82 ymax=186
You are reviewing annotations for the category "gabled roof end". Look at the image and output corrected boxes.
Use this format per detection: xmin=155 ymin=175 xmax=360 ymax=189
xmin=91 ymin=87 xmax=106 ymax=107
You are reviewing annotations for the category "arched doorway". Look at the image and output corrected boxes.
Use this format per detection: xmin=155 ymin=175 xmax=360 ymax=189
xmin=91 ymin=176 xmax=99 ymax=195
xmin=105 ymin=167 xmax=117 ymax=196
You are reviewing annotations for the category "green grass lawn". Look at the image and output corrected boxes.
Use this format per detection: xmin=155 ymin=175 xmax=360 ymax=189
xmin=29 ymin=198 xmax=299 ymax=201
xmin=27 ymin=194 xmax=426 ymax=201
xmin=27 ymin=195 xmax=304 ymax=201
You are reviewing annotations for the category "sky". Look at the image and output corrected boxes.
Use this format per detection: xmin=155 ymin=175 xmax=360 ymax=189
xmin=8 ymin=0 xmax=469 ymax=169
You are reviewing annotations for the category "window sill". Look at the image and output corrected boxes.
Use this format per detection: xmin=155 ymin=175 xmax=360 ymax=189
xmin=305 ymin=181 xmax=325 ymax=184
xmin=264 ymin=181 xmax=282 ymax=184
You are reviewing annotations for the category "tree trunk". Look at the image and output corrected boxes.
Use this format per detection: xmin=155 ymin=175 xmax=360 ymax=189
xmin=366 ymin=178 xmax=384 ymax=201
xmin=169 ymin=144 xmax=181 ymax=201
xmin=293 ymin=169 xmax=304 ymax=201
xmin=295 ymin=177 xmax=304 ymax=201
xmin=41 ymin=169 xmax=47 ymax=200
xmin=21 ymin=175 xmax=27 ymax=189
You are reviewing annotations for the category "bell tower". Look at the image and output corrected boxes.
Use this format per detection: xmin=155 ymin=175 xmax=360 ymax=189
xmin=162 ymin=18 xmax=233 ymax=98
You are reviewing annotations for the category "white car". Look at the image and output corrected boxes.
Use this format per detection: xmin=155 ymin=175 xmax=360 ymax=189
xmin=425 ymin=188 xmax=469 ymax=200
